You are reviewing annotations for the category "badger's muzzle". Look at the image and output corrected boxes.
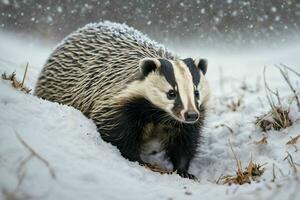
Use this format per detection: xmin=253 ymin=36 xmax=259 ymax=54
xmin=184 ymin=111 xmax=199 ymax=122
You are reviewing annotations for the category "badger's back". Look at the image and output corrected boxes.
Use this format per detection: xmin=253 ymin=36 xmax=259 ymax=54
xmin=35 ymin=21 xmax=175 ymax=115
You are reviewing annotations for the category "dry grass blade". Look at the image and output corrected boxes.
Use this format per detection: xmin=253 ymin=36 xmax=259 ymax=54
xmin=263 ymin=66 xmax=281 ymax=109
xmin=276 ymin=65 xmax=300 ymax=112
xmin=280 ymin=64 xmax=300 ymax=77
xmin=283 ymin=152 xmax=298 ymax=174
xmin=228 ymin=140 xmax=242 ymax=172
xmin=15 ymin=131 xmax=56 ymax=179
xmin=1 ymin=63 xmax=31 ymax=93
xmin=255 ymin=136 xmax=268 ymax=145
xmin=286 ymin=134 xmax=300 ymax=145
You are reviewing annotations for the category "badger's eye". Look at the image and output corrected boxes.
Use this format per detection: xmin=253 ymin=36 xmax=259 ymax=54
xmin=194 ymin=90 xmax=200 ymax=99
xmin=167 ymin=89 xmax=176 ymax=100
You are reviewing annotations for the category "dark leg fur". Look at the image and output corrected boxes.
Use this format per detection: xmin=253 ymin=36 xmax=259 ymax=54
xmin=100 ymin=120 xmax=145 ymax=164
xmin=98 ymin=99 xmax=155 ymax=164
xmin=166 ymin=128 xmax=200 ymax=180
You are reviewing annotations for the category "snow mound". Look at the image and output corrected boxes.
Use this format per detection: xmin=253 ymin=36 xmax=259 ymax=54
xmin=1 ymin=31 xmax=300 ymax=200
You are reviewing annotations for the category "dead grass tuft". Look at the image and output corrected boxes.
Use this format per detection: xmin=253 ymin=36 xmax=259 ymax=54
xmin=225 ymin=95 xmax=244 ymax=112
xmin=1 ymin=63 xmax=31 ymax=93
xmin=218 ymin=141 xmax=265 ymax=185
xmin=255 ymin=107 xmax=292 ymax=132
xmin=219 ymin=160 xmax=265 ymax=185
xmin=255 ymin=66 xmax=296 ymax=132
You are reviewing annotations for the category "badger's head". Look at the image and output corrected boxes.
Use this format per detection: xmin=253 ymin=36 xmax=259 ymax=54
xmin=137 ymin=57 xmax=209 ymax=124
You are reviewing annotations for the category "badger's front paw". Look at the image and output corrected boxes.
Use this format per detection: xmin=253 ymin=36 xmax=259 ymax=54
xmin=177 ymin=171 xmax=197 ymax=180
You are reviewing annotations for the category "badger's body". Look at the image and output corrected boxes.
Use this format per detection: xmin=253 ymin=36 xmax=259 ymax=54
xmin=35 ymin=21 xmax=210 ymax=179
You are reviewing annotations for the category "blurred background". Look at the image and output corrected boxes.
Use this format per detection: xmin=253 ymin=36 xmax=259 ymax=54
xmin=1 ymin=0 xmax=300 ymax=50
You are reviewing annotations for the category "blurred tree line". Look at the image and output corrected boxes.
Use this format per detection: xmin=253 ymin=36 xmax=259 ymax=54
xmin=0 ymin=0 xmax=299 ymax=47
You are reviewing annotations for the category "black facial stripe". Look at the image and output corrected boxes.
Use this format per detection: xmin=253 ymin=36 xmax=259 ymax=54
xmin=194 ymin=95 xmax=200 ymax=110
xmin=158 ymin=59 xmax=176 ymax=87
xmin=172 ymin=92 xmax=183 ymax=116
xmin=182 ymin=58 xmax=200 ymax=85
xmin=174 ymin=93 xmax=183 ymax=108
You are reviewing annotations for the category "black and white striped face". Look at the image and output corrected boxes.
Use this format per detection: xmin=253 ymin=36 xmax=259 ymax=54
xmin=139 ymin=57 xmax=208 ymax=123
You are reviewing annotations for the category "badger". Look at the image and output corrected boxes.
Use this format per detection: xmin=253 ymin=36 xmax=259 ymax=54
xmin=35 ymin=21 xmax=210 ymax=179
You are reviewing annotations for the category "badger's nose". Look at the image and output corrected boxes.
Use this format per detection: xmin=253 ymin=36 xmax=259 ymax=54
xmin=184 ymin=111 xmax=199 ymax=122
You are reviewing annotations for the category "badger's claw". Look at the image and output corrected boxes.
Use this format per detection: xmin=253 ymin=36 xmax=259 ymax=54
xmin=178 ymin=171 xmax=198 ymax=180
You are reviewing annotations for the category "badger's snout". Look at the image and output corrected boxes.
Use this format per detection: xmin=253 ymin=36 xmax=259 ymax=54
xmin=184 ymin=111 xmax=199 ymax=122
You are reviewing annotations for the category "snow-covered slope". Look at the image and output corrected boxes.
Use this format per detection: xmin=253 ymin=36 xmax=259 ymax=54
xmin=0 ymin=31 xmax=300 ymax=200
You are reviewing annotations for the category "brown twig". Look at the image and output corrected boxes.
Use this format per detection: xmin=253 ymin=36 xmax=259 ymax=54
xmin=21 ymin=62 xmax=29 ymax=87
xmin=286 ymin=134 xmax=300 ymax=145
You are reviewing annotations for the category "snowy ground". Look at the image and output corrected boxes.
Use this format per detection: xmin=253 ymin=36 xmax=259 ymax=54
xmin=0 ymin=31 xmax=300 ymax=200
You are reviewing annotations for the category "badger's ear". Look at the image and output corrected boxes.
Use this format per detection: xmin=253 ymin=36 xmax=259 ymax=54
xmin=194 ymin=58 xmax=208 ymax=75
xmin=139 ymin=58 xmax=161 ymax=77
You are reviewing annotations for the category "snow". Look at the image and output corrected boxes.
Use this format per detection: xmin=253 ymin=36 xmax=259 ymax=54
xmin=0 ymin=31 xmax=300 ymax=200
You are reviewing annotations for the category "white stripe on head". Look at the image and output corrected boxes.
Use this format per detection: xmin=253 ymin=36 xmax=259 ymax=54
xmin=199 ymin=71 xmax=210 ymax=106
xmin=171 ymin=60 xmax=199 ymax=119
